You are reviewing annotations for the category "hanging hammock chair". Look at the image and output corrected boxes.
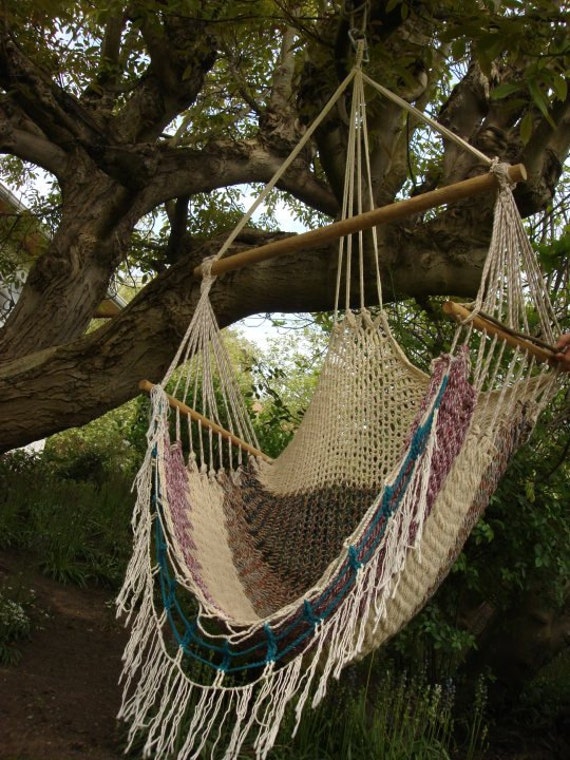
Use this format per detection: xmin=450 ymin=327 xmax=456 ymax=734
xmin=117 ymin=48 xmax=564 ymax=760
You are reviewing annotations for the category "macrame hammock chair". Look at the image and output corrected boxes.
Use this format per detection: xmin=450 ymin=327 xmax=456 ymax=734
xmin=117 ymin=50 xmax=564 ymax=760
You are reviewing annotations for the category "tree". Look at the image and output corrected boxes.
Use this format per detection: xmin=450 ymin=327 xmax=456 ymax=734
xmin=1 ymin=0 xmax=569 ymax=452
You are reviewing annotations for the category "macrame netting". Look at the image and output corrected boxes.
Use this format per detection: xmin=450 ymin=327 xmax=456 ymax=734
xmin=117 ymin=54 xmax=563 ymax=760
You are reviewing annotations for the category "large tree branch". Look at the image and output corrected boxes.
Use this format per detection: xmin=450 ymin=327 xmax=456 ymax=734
xmin=0 ymin=134 xmax=337 ymax=362
xmin=0 ymin=37 xmax=108 ymax=149
xmin=0 ymin=101 xmax=67 ymax=175
xmin=139 ymin=141 xmax=339 ymax=217
xmin=0 ymin=218 xmax=491 ymax=453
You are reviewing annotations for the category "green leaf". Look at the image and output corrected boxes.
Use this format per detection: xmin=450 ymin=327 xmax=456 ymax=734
xmin=450 ymin=38 xmax=467 ymax=60
xmin=490 ymin=82 xmax=523 ymax=100
xmin=528 ymin=79 xmax=556 ymax=126
xmin=551 ymin=74 xmax=568 ymax=103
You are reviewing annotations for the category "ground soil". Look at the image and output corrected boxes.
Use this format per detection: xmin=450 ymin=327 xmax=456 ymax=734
xmin=0 ymin=550 xmax=128 ymax=760
xmin=0 ymin=549 xmax=566 ymax=760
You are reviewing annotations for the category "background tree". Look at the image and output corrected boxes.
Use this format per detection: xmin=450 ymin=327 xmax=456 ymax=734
xmin=0 ymin=0 xmax=569 ymax=452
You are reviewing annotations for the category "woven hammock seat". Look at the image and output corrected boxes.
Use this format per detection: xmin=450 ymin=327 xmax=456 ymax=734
xmin=117 ymin=54 xmax=564 ymax=760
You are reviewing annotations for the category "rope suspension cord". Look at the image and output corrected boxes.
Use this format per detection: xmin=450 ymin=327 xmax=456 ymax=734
xmin=361 ymin=73 xmax=494 ymax=167
xmin=192 ymin=30 xmax=502 ymax=282
xmin=334 ymin=39 xmax=382 ymax=315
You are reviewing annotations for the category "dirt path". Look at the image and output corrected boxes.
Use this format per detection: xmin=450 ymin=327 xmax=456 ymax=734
xmin=0 ymin=551 xmax=129 ymax=760
xmin=1 ymin=550 xmax=566 ymax=760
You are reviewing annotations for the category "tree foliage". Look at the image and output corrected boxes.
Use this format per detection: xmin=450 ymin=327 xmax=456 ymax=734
xmin=0 ymin=0 xmax=569 ymax=451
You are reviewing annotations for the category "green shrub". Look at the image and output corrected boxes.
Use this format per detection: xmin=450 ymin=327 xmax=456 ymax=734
xmin=0 ymin=449 xmax=135 ymax=589
xmin=0 ymin=590 xmax=31 ymax=665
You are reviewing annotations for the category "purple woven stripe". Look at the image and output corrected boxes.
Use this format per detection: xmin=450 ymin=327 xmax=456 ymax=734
xmin=362 ymin=349 xmax=476 ymax=581
xmin=160 ymin=440 xmax=215 ymax=606
xmin=416 ymin=348 xmax=476 ymax=516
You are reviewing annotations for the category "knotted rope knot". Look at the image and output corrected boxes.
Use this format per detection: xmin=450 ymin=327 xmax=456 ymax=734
xmin=200 ymin=256 xmax=217 ymax=293
xmin=490 ymin=159 xmax=516 ymax=190
xmin=150 ymin=383 xmax=170 ymax=421
xmin=344 ymin=311 xmax=358 ymax=328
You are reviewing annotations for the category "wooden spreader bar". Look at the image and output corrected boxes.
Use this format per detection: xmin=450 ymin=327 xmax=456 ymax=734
xmin=139 ymin=380 xmax=273 ymax=463
xmin=442 ymin=301 xmax=556 ymax=364
xmin=194 ymin=164 xmax=527 ymax=278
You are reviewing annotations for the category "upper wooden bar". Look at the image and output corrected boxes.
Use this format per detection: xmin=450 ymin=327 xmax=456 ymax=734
xmin=194 ymin=164 xmax=527 ymax=278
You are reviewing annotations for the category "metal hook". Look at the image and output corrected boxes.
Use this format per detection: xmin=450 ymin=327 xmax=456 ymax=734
xmin=348 ymin=28 xmax=369 ymax=63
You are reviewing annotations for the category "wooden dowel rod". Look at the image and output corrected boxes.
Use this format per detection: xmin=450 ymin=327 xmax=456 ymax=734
xmin=195 ymin=164 xmax=527 ymax=278
xmin=139 ymin=380 xmax=273 ymax=463
xmin=442 ymin=301 xmax=555 ymax=364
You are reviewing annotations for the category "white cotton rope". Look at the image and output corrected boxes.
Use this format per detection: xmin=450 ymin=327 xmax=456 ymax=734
xmin=362 ymin=72 xmax=494 ymax=167
xmin=334 ymin=59 xmax=385 ymax=316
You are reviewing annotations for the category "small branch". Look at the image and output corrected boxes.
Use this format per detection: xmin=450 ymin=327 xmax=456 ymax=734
xmin=101 ymin=12 xmax=124 ymax=68
xmin=82 ymin=12 xmax=126 ymax=102
xmin=165 ymin=195 xmax=190 ymax=265
xmin=268 ymin=23 xmax=298 ymax=113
